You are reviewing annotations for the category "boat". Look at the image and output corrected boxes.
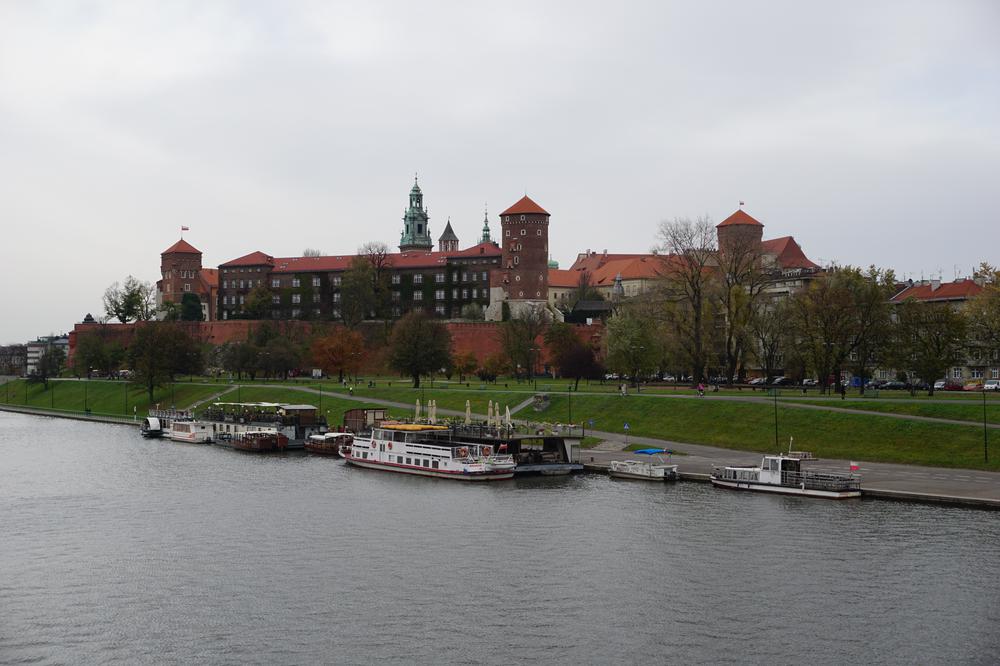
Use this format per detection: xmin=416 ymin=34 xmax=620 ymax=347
xmin=609 ymin=448 xmax=679 ymax=481
xmin=230 ymin=430 xmax=289 ymax=453
xmin=443 ymin=425 xmax=584 ymax=476
xmin=166 ymin=418 xmax=215 ymax=444
xmin=192 ymin=402 xmax=328 ymax=449
xmin=711 ymin=454 xmax=861 ymax=499
xmin=140 ymin=416 xmax=164 ymax=438
xmin=344 ymin=423 xmax=515 ymax=481
xmin=305 ymin=431 xmax=353 ymax=456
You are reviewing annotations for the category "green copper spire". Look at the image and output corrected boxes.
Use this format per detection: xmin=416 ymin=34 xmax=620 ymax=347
xmin=481 ymin=204 xmax=492 ymax=244
xmin=399 ymin=175 xmax=433 ymax=251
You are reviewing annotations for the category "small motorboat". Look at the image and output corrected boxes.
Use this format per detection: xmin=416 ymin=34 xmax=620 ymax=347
xmin=305 ymin=432 xmax=353 ymax=456
xmin=711 ymin=454 xmax=861 ymax=499
xmin=609 ymin=448 xmax=679 ymax=481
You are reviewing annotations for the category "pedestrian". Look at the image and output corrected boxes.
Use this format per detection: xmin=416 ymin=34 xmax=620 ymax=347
xmin=697 ymin=382 xmax=705 ymax=397
xmin=349 ymin=386 xmax=353 ymax=397
xmin=840 ymin=385 xmax=846 ymax=400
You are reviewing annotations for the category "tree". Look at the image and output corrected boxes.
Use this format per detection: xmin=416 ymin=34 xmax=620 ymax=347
xmin=845 ymin=266 xmax=896 ymax=394
xmin=221 ymin=341 xmax=260 ymax=380
xmin=606 ymin=313 xmax=658 ymax=388
xmin=888 ymin=299 xmax=968 ymax=396
xmin=477 ymin=353 xmax=508 ymax=383
xmin=160 ymin=300 xmax=181 ymax=321
xmin=749 ymin=297 xmax=787 ymax=383
xmin=965 ymin=264 xmax=1000 ymax=366
xmin=259 ymin=337 xmax=302 ymax=379
xmin=302 ymin=248 xmax=323 ymax=257
xmin=453 ymin=351 xmax=479 ymax=382
xmin=544 ymin=321 xmax=599 ymax=389
xmin=340 ymin=256 xmax=375 ymax=327
xmin=31 ymin=344 xmax=65 ymax=389
xmin=360 ymin=241 xmax=394 ymax=324
xmin=103 ymin=276 xmax=155 ymax=323
xmin=180 ymin=293 xmax=205 ymax=321
xmin=311 ymin=327 xmax=366 ymax=382
xmin=73 ymin=329 xmax=125 ymax=378
xmin=655 ymin=217 xmax=718 ymax=383
xmin=128 ymin=323 xmax=203 ymax=402
xmin=569 ymin=271 xmax=604 ymax=309
xmin=498 ymin=307 xmax=549 ymax=379
xmin=715 ymin=226 xmax=767 ymax=383
xmin=460 ymin=303 xmax=484 ymax=320
xmin=388 ymin=311 xmax=452 ymax=388
xmin=244 ymin=285 xmax=274 ymax=320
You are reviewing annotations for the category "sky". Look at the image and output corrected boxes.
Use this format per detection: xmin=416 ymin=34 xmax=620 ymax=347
xmin=1 ymin=0 xmax=998 ymax=343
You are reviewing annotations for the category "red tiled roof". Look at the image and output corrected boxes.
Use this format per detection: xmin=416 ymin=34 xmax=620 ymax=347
xmin=272 ymin=255 xmax=353 ymax=273
xmin=760 ymin=236 xmax=819 ymax=270
xmin=162 ymin=238 xmax=201 ymax=255
xmin=890 ymin=279 xmax=983 ymax=303
xmin=590 ymin=256 xmax=667 ymax=285
xmin=266 ymin=243 xmax=502 ymax=273
xmin=220 ymin=251 xmax=275 ymax=267
xmin=549 ymin=269 xmax=580 ymax=288
xmin=445 ymin=241 xmax=502 ymax=259
xmin=501 ymin=195 xmax=549 ymax=216
xmin=199 ymin=268 xmax=219 ymax=289
xmin=569 ymin=252 xmax=652 ymax=273
xmin=717 ymin=209 xmax=763 ymax=228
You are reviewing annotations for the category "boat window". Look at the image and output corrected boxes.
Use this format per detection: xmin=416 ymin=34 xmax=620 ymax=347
xmin=432 ymin=460 xmax=439 ymax=469
xmin=406 ymin=458 xmax=411 ymax=465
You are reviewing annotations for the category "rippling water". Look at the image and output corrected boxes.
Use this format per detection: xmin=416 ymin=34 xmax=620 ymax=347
xmin=1 ymin=411 xmax=999 ymax=665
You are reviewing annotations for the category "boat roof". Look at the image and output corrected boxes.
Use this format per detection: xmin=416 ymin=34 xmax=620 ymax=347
xmin=634 ymin=448 xmax=671 ymax=455
xmin=380 ymin=423 xmax=449 ymax=432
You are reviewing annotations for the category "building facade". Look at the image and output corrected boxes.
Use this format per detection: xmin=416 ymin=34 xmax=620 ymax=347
xmin=156 ymin=239 xmax=218 ymax=320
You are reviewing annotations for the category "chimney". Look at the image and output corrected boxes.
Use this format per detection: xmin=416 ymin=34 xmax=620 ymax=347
xmin=930 ymin=279 xmax=941 ymax=291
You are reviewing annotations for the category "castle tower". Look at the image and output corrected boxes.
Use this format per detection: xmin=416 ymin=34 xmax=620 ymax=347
xmin=399 ymin=177 xmax=433 ymax=251
xmin=498 ymin=194 xmax=550 ymax=301
xmin=438 ymin=219 xmax=459 ymax=252
xmin=158 ymin=238 xmax=203 ymax=313
xmin=481 ymin=206 xmax=493 ymax=244
xmin=716 ymin=208 xmax=764 ymax=255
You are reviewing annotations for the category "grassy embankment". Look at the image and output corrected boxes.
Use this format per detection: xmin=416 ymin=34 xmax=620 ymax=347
xmin=533 ymin=394 xmax=998 ymax=471
xmin=793 ymin=400 xmax=999 ymax=425
xmin=0 ymin=379 xmax=225 ymax=418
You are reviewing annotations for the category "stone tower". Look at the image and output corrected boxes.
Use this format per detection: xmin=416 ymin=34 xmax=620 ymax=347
xmin=438 ymin=219 xmax=459 ymax=252
xmin=485 ymin=195 xmax=555 ymax=321
xmin=399 ymin=177 xmax=433 ymax=252
xmin=158 ymin=238 xmax=203 ymax=310
xmin=716 ymin=208 xmax=764 ymax=256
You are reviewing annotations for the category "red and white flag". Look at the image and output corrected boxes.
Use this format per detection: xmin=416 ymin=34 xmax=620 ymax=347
xmin=850 ymin=461 xmax=860 ymax=471
xmin=181 ymin=226 xmax=190 ymax=231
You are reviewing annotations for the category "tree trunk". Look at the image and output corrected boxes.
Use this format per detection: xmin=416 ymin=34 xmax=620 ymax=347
xmin=412 ymin=374 xmax=420 ymax=388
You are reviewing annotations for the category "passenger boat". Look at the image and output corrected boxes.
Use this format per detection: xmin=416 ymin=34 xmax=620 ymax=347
xmin=305 ymin=432 xmax=353 ymax=456
xmin=609 ymin=448 xmax=678 ymax=481
xmin=344 ymin=423 xmax=515 ymax=481
xmin=229 ymin=430 xmax=289 ymax=453
xmin=166 ymin=419 xmax=215 ymax=444
xmin=711 ymin=454 xmax=861 ymax=499
xmin=189 ymin=402 xmax=327 ymax=449
xmin=140 ymin=416 xmax=164 ymax=438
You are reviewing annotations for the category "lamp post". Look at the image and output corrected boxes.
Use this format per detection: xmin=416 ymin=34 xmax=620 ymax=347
xmin=985 ymin=390 xmax=989 ymax=464
xmin=568 ymin=387 xmax=573 ymax=424
xmin=773 ymin=388 xmax=779 ymax=451
xmin=123 ymin=381 xmax=127 ymax=417
xmin=84 ymin=379 xmax=88 ymax=413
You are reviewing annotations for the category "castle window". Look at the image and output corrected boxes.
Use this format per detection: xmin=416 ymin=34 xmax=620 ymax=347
xmin=513 ymin=257 xmax=519 ymax=266
xmin=332 ymin=276 xmax=342 ymax=286
xmin=313 ymin=293 xmax=320 ymax=303
xmin=312 ymin=277 xmax=321 ymax=287
xmin=222 ymin=280 xmax=228 ymax=289
xmin=272 ymin=295 xmax=280 ymax=304
xmin=333 ymin=293 xmax=341 ymax=303
xmin=539 ymin=274 xmax=543 ymax=281
xmin=435 ymin=290 xmax=445 ymax=300
xmin=520 ymin=215 xmax=525 ymax=221
xmin=417 ymin=224 xmax=423 ymax=234
xmin=515 ymin=275 xmax=521 ymax=281
xmin=472 ymin=288 xmax=477 ymax=298
xmin=482 ymin=272 xmax=487 ymax=281
xmin=435 ymin=304 xmax=446 ymax=316
xmin=505 ymin=230 xmax=510 ymax=237
xmin=291 ymin=308 xmax=300 ymax=318
xmin=392 ymin=291 xmax=401 ymax=302
xmin=518 ymin=291 xmax=524 ymax=297
xmin=520 ymin=229 xmax=526 ymax=236
xmin=435 ymin=273 xmax=445 ymax=283
xmin=413 ymin=292 xmax=423 ymax=301
xmin=537 ymin=229 xmax=542 ymax=236
xmin=413 ymin=274 xmax=423 ymax=284
xmin=292 ymin=278 xmax=300 ymax=288
xmin=453 ymin=289 xmax=459 ymax=299
xmin=505 ymin=216 xmax=509 ymax=222
xmin=271 ymin=279 xmax=280 ymax=288
xmin=184 ymin=283 xmax=191 ymax=292
xmin=292 ymin=294 xmax=301 ymax=304
xmin=462 ymin=289 xmax=468 ymax=299
xmin=239 ymin=295 xmax=245 ymax=305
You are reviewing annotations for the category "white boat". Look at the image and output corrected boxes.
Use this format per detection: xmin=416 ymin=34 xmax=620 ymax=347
xmin=166 ymin=419 xmax=215 ymax=444
xmin=140 ymin=417 xmax=163 ymax=438
xmin=344 ymin=423 xmax=515 ymax=481
xmin=609 ymin=448 xmax=678 ymax=481
xmin=711 ymin=454 xmax=861 ymax=499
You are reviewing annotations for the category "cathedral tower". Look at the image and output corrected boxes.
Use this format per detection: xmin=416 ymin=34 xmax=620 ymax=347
xmin=399 ymin=177 xmax=433 ymax=252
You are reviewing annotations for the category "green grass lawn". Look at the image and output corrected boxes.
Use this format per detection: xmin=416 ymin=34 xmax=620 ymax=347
xmin=534 ymin=394 xmax=998 ymax=471
xmin=335 ymin=385 xmax=532 ymax=416
xmin=0 ymin=379 xmax=227 ymax=418
xmin=792 ymin=400 xmax=1000 ymax=425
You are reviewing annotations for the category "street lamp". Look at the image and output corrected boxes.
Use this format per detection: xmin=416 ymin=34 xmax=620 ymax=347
xmin=773 ymin=388 xmax=779 ymax=450
xmin=984 ymin=390 xmax=989 ymax=464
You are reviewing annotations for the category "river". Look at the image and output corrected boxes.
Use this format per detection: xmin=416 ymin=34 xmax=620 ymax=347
xmin=1 ymin=411 xmax=998 ymax=665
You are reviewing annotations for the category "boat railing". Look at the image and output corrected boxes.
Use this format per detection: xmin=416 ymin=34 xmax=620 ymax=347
xmin=150 ymin=408 xmax=191 ymax=420
xmin=783 ymin=470 xmax=860 ymax=491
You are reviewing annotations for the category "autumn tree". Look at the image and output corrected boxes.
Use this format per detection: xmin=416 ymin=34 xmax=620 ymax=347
xmin=453 ymin=351 xmax=479 ymax=382
xmin=887 ymin=299 xmax=968 ymax=396
xmin=388 ymin=311 xmax=452 ymax=388
xmin=311 ymin=327 xmax=366 ymax=382
xmin=104 ymin=276 xmax=155 ymax=323
xmin=655 ymin=216 xmax=718 ymax=383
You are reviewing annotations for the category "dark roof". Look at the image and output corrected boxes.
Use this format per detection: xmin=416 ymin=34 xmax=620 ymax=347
xmin=438 ymin=220 xmax=459 ymax=242
xmin=572 ymin=300 xmax=612 ymax=313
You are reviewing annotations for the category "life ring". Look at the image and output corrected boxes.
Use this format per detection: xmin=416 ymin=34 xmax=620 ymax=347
xmin=483 ymin=446 xmax=492 ymax=456
xmin=371 ymin=441 xmax=376 ymax=449
xmin=388 ymin=442 xmax=393 ymax=450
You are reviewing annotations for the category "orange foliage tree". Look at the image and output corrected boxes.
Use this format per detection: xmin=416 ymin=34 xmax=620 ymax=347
xmin=311 ymin=327 xmax=366 ymax=382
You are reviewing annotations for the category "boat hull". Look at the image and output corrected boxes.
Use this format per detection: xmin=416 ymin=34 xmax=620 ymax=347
xmin=345 ymin=456 xmax=513 ymax=481
xmin=610 ymin=470 xmax=675 ymax=481
xmin=710 ymin=477 xmax=861 ymax=499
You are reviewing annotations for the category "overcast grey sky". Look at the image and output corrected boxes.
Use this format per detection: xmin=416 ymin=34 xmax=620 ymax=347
xmin=1 ymin=1 xmax=998 ymax=343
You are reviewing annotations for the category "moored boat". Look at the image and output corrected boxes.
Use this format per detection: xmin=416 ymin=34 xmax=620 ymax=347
xmin=711 ymin=454 xmax=861 ymax=499
xmin=305 ymin=432 xmax=353 ymax=456
xmin=609 ymin=448 xmax=678 ymax=481
xmin=166 ymin=419 xmax=215 ymax=444
xmin=140 ymin=417 xmax=164 ymax=438
xmin=230 ymin=430 xmax=289 ymax=453
xmin=344 ymin=423 xmax=515 ymax=481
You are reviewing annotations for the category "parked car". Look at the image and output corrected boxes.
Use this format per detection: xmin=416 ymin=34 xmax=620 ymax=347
xmin=910 ymin=380 xmax=929 ymax=391
xmin=865 ymin=379 xmax=886 ymax=389
xmin=747 ymin=377 xmax=767 ymax=386
xmin=801 ymin=378 xmax=819 ymax=387
xmin=933 ymin=380 xmax=946 ymax=390
xmin=882 ymin=381 xmax=907 ymax=390
xmin=985 ymin=379 xmax=1000 ymax=391
xmin=963 ymin=381 xmax=984 ymax=391
xmin=940 ymin=380 xmax=964 ymax=391
xmin=770 ymin=376 xmax=791 ymax=386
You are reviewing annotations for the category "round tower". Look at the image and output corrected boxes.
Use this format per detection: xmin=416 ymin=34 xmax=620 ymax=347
xmin=716 ymin=208 xmax=764 ymax=255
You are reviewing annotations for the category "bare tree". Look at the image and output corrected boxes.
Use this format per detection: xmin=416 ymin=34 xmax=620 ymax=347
xmin=655 ymin=216 xmax=718 ymax=383
xmin=302 ymin=248 xmax=324 ymax=257
xmin=359 ymin=241 xmax=394 ymax=325
xmin=715 ymin=227 xmax=767 ymax=382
